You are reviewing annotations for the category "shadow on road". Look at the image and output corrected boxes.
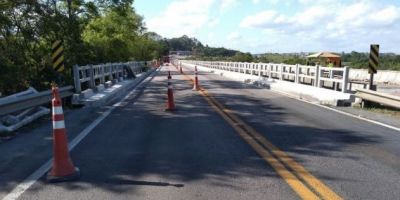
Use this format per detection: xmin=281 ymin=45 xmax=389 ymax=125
xmin=0 ymin=68 xmax=386 ymax=198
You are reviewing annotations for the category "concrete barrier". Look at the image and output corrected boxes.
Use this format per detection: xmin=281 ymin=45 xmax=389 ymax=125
xmin=73 ymin=68 xmax=156 ymax=107
xmin=349 ymin=69 xmax=400 ymax=85
xmin=183 ymin=63 xmax=352 ymax=106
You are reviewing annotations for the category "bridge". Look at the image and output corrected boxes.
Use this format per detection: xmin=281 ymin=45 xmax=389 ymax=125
xmin=0 ymin=60 xmax=400 ymax=200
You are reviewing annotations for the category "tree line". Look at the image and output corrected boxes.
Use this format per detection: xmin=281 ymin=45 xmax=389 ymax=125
xmin=0 ymin=0 xmax=169 ymax=96
xmin=1 ymin=1 xmax=399 ymax=96
xmin=169 ymin=36 xmax=400 ymax=71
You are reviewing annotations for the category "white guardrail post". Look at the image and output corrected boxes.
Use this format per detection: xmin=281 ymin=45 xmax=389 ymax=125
xmin=101 ymin=65 xmax=105 ymax=84
xmin=72 ymin=61 xmax=151 ymax=95
xmin=315 ymin=65 xmax=320 ymax=88
xmin=342 ymin=66 xmax=349 ymax=93
xmin=295 ymin=64 xmax=299 ymax=83
xmin=180 ymin=60 xmax=351 ymax=94
xmin=73 ymin=64 xmax=81 ymax=93
xmin=89 ymin=64 xmax=95 ymax=89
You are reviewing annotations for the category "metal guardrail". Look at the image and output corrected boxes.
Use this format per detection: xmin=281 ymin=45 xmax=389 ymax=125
xmin=180 ymin=60 xmax=350 ymax=93
xmin=73 ymin=61 xmax=153 ymax=93
xmin=0 ymin=86 xmax=73 ymax=116
xmin=355 ymin=89 xmax=400 ymax=109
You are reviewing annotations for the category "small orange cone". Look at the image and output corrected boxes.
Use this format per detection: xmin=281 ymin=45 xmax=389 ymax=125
xmin=193 ymin=66 xmax=200 ymax=91
xmin=165 ymin=71 xmax=176 ymax=111
xmin=47 ymin=86 xmax=80 ymax=183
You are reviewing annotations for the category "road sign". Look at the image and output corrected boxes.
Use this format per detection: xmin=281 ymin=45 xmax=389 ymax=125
xmin=52 ymin=40 xmax=65 ymax=73
xmin=368 ymin=44 xmax=379 ymax=74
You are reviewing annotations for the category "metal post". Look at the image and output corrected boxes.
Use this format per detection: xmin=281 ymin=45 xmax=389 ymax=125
xmin=295 ymin=64 xmax=299 ymax=83
xmin=73 ymin=65 xmax=81 ymax=93
xmin=369 ymin=73 xmax=376 ymax=91
xmin=279 ymin=64 xmax=283 ymax=80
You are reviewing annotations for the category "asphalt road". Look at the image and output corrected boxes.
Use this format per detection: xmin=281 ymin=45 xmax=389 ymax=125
xmin=2 ymin=64 xmax=400 ymax=199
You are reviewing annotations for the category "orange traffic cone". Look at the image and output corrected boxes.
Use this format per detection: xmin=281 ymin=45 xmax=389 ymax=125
xmin=193 ymin=66 xmax=200 ymax=91
xmin=165 ymin=71 xmax=176 ymax=111
xmin=47 ymin=86 xmax=80 ymax=183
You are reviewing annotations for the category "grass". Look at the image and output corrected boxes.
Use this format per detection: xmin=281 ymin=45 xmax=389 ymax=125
xmin=362 ymin=107 xmax=400 ymax=117
xmin=353 ymin=103 xmax=400 ymax=117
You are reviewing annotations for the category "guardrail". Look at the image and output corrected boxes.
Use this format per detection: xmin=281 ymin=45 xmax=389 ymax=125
xmin=0 ymin=86 xmax=73 ymax=116
xmin=355 ymin=89 xmax=400 ymax=109
xmin=0 ymin=86 xmax=73 ymax=133
xmin=73 ymin=61 xmax=153 ymax=93
xmin=180 ymin=60 xmax=350 ymax=93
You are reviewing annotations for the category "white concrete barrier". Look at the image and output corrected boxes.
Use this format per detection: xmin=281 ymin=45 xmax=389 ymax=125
xmin=349 ymin=69 xmax=400 ymax=85
xmin=181 ymin=60 xmax=350 ymax=93
xmin=181 ymin=62 xmax=352 ymax=106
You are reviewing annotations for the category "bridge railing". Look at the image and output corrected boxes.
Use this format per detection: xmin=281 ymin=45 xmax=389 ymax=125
xmin=180 ymin=60 xmax=350 ymax=93
xmin=73 ymin=61 xmax=152 ymax=93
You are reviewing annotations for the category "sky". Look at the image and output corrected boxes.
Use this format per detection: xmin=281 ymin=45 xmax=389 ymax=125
xmin=134 ymin=0 xmax=400 ymax=54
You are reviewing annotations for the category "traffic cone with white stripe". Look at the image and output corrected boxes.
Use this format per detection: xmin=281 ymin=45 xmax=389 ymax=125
xmin=47 ymin=86 xmax=80 ymax=183
xmin=165 ymin=71 xmax=176 ymax=111
xmin=193 ymin=66 xmax=200 ymax=91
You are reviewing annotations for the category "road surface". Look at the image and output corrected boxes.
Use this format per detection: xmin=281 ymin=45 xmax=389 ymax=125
xmin=1 ymin=64 xmax=400 ymax=200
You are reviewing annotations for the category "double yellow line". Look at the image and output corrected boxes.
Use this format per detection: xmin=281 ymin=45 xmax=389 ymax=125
xmin=175 ymin=65 xmax=342 ymax=200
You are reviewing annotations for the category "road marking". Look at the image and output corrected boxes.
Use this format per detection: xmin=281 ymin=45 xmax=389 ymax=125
xmin=185 ymin=63 xmax=400 ymax=133
xmin=220 ymin=106 xmax=342 ymax=200
xmin=200 ymin=89 xmax=319 ymax=200
xmin=178 ymin=64 xmax=342 ymax=200
xmin=2 ymin=68 xmax=160 ymax=200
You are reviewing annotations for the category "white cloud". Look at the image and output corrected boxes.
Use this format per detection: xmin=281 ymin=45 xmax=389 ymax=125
xmin=208 ymin=18 xmax=220 ymax=27
xmin=146 ymin=0 xmax=215 ymax=38
xmin=220 ymin=0 xmax=238 ymax=11
xmin=142 ymin=0 xmax=400 ymax=53
xmin=240 ymin=10 xmax=290 ymax=29
xmin=251 ymin=0 xmax=279 ymax=5
xmin=239 ymin=1 xmax=400 ymax=52
xmin=266 ymin=0 xmax=280 ymax=5
xmin=297 ymin=0 xmax=336 ymax=5
xmin=227 ymin=32 xmax=241 ymax=41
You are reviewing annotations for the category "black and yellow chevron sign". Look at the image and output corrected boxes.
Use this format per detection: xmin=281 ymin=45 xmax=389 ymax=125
xmin=51 ymin=40 xmax=65 ymax=73
xmin=368 ymin=44 xmax=379 ymax=74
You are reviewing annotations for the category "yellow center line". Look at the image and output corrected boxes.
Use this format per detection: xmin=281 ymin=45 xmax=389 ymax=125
xmin=225 ymin=110 xmax=342 ymax=200
xmin=174 ymin=64 xmax=342 ymax=200
xmin=199 ymin=88 xmax=319 ymax=200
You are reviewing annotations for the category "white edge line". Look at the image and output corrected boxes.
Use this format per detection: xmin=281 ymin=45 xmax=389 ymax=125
xmin=265 ymin=86 xmax=400 ymax=133
xmin=2 ymin=68 xmax=160 ymax=200
xmin=184 ymin=64 xmax=400 ymax=133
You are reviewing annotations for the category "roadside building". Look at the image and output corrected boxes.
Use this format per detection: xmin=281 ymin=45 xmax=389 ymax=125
xmin=307 ymin=52 xmax=342 ymax=67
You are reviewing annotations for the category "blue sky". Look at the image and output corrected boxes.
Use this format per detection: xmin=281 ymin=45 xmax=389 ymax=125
xmin=134 ymin=0 xmax=400 ymax=53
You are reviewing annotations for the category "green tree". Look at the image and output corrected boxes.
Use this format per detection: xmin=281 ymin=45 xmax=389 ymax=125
xmin=231 ymin=52 xmax=254 ymax=62
xmin=82 ymin=5 xmax=144 ymax=63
